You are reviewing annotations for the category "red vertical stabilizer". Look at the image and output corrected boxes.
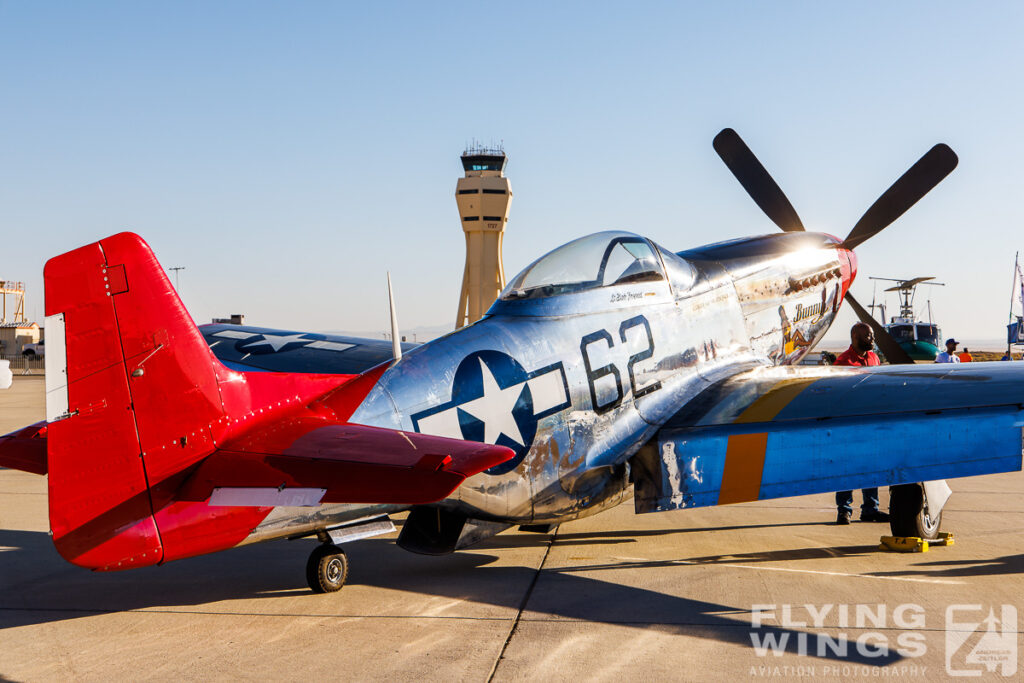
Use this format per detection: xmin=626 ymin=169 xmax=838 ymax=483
xmin=44 ymin=233 xmax=355 ymax=570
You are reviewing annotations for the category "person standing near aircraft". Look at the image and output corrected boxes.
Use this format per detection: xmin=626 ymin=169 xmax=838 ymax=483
xmin=833 ymin=323 xmax=889 ymax=525
xmin=958 ymin=347 xmax=973 ymax=362
xmin=935 ymin=338 xmax=961 ymax=363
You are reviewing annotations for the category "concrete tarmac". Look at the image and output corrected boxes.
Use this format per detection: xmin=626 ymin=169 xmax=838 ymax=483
xmin=1 ymin=376 xmax=1021 ymax=681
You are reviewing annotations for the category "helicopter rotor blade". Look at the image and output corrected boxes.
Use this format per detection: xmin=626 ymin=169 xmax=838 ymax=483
xmin=713 ymin=128 xmax=805 ymax=232
xmin=884 ymin=276 xmax=941 ymax=292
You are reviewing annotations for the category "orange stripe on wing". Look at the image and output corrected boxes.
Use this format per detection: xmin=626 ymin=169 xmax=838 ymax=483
xmin=717 ymin=378 xmax=817 ymax=505
xmin=718 ymin=432 xmax=768 ymax=504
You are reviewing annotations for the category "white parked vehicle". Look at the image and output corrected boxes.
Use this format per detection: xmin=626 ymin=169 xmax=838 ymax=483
xmin=22 ymin=340 xmax=44 ymax=357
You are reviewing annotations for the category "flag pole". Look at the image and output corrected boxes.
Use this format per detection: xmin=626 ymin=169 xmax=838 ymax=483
xmin=1009 ymin=252 xmax=1020 ymax=350
xmin=1013 ymin=251 xmax=1022 ymax=324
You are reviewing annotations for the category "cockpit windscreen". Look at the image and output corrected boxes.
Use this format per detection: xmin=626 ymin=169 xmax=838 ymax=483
xmin=502 ymin=232 xmax=665 ymax=301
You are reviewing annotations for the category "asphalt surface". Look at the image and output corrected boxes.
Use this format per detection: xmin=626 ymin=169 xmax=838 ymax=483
xmin=1 ymin=375 xmax=1022 ymax=681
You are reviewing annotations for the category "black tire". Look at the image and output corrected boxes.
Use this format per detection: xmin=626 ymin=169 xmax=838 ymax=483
xmin=22 ymin=350 xmax=34 ymax=356
xmin=889 ymin=484 xmax=941 ymax=539
xmin=306 ymin=544 xmax=348 ymax=593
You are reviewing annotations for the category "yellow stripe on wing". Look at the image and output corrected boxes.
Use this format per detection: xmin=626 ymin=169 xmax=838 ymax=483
xmin=733 ymin=378 xmax=818 ymax=423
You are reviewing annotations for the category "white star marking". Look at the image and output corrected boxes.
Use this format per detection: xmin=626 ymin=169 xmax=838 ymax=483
xmin=458 ymin=358 xmax=527 ymax=446
xmin=239 ymin=333 xmax=310 ymax=352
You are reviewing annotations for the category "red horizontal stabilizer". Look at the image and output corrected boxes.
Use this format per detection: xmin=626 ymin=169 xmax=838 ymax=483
xmin=180 ymin=422 xmax=513 ymax=505
xmin=0 ymin=421 xmax=48 ymax=475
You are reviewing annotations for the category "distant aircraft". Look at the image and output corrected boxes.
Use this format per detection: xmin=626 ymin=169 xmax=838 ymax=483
xmin=867 ymin=275 xmax=946 ymax=361
xmin=3 ymin=130 xmax=1021 ymax=593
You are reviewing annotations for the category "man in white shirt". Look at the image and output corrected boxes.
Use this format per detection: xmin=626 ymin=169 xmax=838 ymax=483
xmin=935 ymin=338 xmax=961 ymax=363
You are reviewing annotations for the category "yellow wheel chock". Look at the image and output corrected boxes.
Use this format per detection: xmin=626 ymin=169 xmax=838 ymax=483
xmin=879 ymin=532 xmax=954 ymax=553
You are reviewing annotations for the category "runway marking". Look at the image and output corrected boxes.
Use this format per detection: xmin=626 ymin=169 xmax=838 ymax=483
xmin=697 ymin=561 xmax=965 ymax=585
xmin=0 ymin=606 xmax=511 ymax=621
xmin=4 ymin=605 xmax=1007 ymax=632
xmin=583 ymin=557 xmax=965 ymax=585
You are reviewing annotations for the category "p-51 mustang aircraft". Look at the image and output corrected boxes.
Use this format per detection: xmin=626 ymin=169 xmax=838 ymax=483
xmin=2 ymin=130 xmax=1021 ymax=593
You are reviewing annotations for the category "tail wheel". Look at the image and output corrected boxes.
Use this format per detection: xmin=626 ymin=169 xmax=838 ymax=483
xmin=889 ymin=484 xmax=941 ymax=540
xmin=306 ymin=544 xmax=348 ymax=593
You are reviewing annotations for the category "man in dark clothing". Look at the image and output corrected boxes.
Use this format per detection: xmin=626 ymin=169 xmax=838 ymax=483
xmin=832 ymin=323 xmax=889 ymax=525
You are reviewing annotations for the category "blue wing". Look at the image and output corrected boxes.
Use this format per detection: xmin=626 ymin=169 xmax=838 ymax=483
xmin=633 ymin=361 xmax=1024 ymax=512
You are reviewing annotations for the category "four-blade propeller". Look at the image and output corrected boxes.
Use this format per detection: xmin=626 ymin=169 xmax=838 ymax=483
xmin=713 ymin=128 xmax=958 ymax=365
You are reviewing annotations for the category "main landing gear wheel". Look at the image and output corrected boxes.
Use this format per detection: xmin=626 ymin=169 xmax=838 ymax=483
xmin=889 ymin=484 xmax=941 ymax=540
xmin=306 ymin=544 xmax=348 ymax=593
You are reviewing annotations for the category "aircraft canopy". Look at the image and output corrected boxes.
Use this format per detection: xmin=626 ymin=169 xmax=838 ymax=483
xmin=501 ymin=231 xmax=692 ymax=301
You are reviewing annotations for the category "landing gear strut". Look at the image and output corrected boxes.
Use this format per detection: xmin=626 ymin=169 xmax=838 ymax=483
xmin=889 ymin=484 xmax=941 ymax=540
xmin=306 ymin=544 xmax=348 ymax=593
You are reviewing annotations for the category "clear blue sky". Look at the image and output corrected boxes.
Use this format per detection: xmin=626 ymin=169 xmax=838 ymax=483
xmin=2 ymin=2 xmax=1022 ymax=345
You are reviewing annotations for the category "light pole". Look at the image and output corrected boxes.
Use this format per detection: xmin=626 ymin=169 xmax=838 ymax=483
xmin=168 ymin=266 xmax=185 ymax=291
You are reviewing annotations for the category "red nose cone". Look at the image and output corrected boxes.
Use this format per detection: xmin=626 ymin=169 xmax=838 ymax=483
xmin=839 ymin=248 xmax=857 ymax=299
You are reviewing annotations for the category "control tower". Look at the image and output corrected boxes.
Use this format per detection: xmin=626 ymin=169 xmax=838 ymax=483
xmin=454 ymin=145 xmax=512 ymax=329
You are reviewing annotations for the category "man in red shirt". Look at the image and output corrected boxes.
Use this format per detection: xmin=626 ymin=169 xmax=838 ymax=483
xmin=834 ymin=322 xmax=880 ymax=367
xmin=832 ymin=323 xmax=889 ymax=524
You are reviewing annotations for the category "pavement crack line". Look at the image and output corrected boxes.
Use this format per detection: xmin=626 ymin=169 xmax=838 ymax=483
xmin=486 ymin=526 xmax=558 ymax=683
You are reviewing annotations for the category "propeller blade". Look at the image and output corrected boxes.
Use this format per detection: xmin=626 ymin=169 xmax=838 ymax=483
xmin=842 ymin=144 xmax=958 ymax=251
xmin=713 ymin=128 xmax=805 ymax=232
xmin=845 ymin=292 xmax=916 ymax=365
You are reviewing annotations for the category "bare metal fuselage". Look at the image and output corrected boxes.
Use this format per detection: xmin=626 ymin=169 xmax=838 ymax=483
xmin=242 ymin=231 xmax=852 ymax=543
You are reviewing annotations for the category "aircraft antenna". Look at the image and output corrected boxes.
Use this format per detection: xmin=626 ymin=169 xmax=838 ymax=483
xmin=387 ymin=272 xmax=402 ymax=361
